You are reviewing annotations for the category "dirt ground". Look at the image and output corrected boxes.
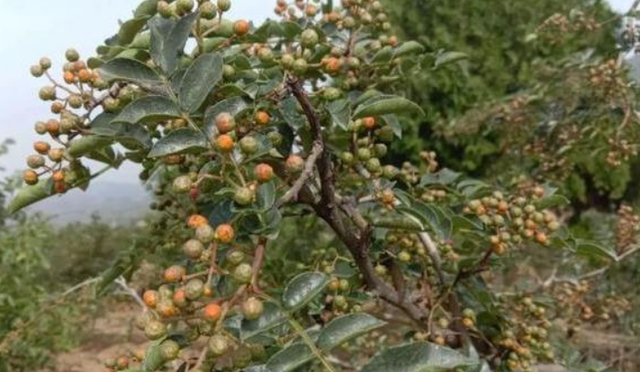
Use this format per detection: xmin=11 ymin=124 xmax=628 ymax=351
xmin=40 ymin=304 xmax=147 ymax=372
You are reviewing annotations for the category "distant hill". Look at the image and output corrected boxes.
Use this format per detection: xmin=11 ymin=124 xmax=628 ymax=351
xmin=26 ymin=181 xmax=151 ymax=225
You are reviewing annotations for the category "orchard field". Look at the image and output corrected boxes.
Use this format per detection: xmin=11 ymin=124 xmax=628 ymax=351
xmin=1 ymin=0 xmax=640 ymax=371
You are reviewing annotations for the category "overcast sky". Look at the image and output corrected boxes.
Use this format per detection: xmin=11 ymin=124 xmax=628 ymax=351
xmin=0 ymin=0 xmax=633 ymax=185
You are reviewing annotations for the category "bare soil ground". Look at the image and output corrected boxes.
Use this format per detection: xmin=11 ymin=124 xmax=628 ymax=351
xmin=39 ymin=304 xmax=146 ymax=372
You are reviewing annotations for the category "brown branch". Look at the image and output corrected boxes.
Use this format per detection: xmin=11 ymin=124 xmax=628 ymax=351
xmin=389 ymin=260 xmax=407 ymax=302
xmin=286 ymin=76 xmax=428 ymax=327
xmin=251 ymin=237 xmax=268 ymax=294
xmin=275 ymin=142 xmax=323 ymax=208
xmin=417 ymin=232 xmax=445 ymax=286
xmin=206 ymin=241 xmax=219 ymax=283
xmin=287 ymin=77 xmax=336 ymax=210
xmin=86 ymin=82 xmax=123 ymax=115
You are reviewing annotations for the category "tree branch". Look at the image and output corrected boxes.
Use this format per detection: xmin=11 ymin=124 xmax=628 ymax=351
xmin=275 ymin=142 xmax=323 ymax=208
xmin=251 ymin=237 xmax=268 ymax=294
xmin=286 ymin=76 xmax=428 ymax=327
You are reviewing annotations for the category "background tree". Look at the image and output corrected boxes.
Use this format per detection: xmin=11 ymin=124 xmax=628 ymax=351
xmin=383 ymin=0 xmax=620 ymax=179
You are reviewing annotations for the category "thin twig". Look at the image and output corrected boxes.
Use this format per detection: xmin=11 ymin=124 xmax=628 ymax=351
xmin=115 ymin=276 xmax=146 ymax=309
xmin=275 ymin=142 xmax=323 ymax=208
xmin=251 ymin=237 xmax=268 ymax=294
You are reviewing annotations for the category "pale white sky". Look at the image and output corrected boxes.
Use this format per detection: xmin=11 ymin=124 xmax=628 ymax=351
xmin=0 ymin=0 xmax=632 ymax=185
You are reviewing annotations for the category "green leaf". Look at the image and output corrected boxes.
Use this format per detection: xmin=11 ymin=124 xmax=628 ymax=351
xmin=326 ymin=99 xmax=351 ymax=130
xmin=279 ymin=96 xmax=307 ymax=129
xmin=575 ymin=240 xmax=617 ymax=261
xmin=374 ymin=216 xmax=424 ymax=231
xmin=282 ymin=272 xmax=329 ymax=312
xmin=203 ymin=96 xmax=251 ymax=138
xmin=382 ymin=114 xmax=402 ymax=138
xmin=116 ymin=48 xmax=150 ymax=61
xmin=148 ymin=128 xmax=209 ymax=158
xmin=117 ymin=123 xmax=153 ymax=150
xmin=361 ymin=342 xmax=478 ymax=372
xmin=179 ymin=52 xmax=224 ymax=112
xmin=535 ymin=194 xmax=570 ymax=210
xmin=371 ymin=46 xmax=394 ymax=64
xmin=241 ymin=301 xmax=287 ymax=341
xmin=113 ymin=96 xmax=182 ymax=124
xmin=96 ymin=246 xmax=140 ymax=295
xmin=201 ymin=37 xmax=228 ymax=52
xmin=68 ymin=136 xmax=113 ymax=158
xmin=265 ymin=343 xmax=313 ymax=372
xmin=143 ymin=341 xmax=165 ymax=372
xmin=257 ymin=181 xmax=276 ymax=210
xmin=316 ymin=313 xmax=385 ymax=351
xmin=8 ymin=180 xmax=54 ymax=214
xmin=98 ymin=58 xmax=161 ymax=86
xmin=87 ymin=145 xmax=122 ymax=167
xmin=410 ymin=202 xmax=453 ymax=240
xmin=354 ymin=95 xmax=424 ymax=118
xmin=281 ymin=21 xmax=303 ymax=40
xmin=433 ymin=51 xmax=469 ymax=69
xmin=420 ymin=168 xmax=461 ymax=186
xmin=118 ymin=17 xmax=150 ymax=45
xmin=149 ymin=12 xmax=198 ymax=74
xmin=394 ymin=41 xmax=425 ymax=57
xmin=242 ymin=366 xmax=267 ymax=372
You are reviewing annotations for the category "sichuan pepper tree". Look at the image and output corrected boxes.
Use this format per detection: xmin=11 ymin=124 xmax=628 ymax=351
xmin=9 ymin=0 xmax=628 ymax=371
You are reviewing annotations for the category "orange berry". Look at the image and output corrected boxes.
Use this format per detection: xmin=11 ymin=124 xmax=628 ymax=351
xmin=33 ymin=141 xmax=50 ymax=154
xmin=324 ymin=57 xmax=341 ymax=74
xmin=78 ymin=69 xmax=92 ymax=83
xmin=173 ymin=288 xmax=188 ymax=307
xmin=535 ymin=232 xmax=548 ymax=245
xmin=497 ymin=201 xmax=509 ymax=213
xmin=187 ymin=214 xmax=209 ymax=228
xmin=23 ymin=170 xmax=39 ymax=185
xmin=254 ymin=111 xmax=270 ymax=125
xmin=143 ymin=290 xmax=160 ymax=308
xmin=216 ymin=224 xmax=235 ymax=243
xmin=164 ymin=265 xmax=186 ymax=283
xmin=46 ymin=119 xmax=60 ymax=135
xmin=285 ymin=155 xmax=305 ymax=175
xmin=116 ymin=356 xmax=130 ymax=369
xmin=388 ymin=35 xmax=398 ymax=47
xmin=533 ymin=186 xmax=545 ymax=198
xmin=254 ymin=163 xmax=274 ymax=183
xmin=203 ymin=303 xmax=222 ymax=322
xmin=462 ymin=317 xmax=475 ymax=328
xmin=51 ymin=101 xmax=64 ymax=114
xmin=233 ymin=20 xmax=250 ymax=36
xmin=156 ymin=301 xmax=179 ymax=318
xmin=216 ymin=134 xmax=235 ymax=153
xmin=492 ymin=243 xmax=506 ymax=255
xmin=476 ymin=205 xmax=487 ymax=215
xmin=63 ymin=71 xmax=76 ymax=84
xmin=362 ymin=117 xmax=376 ymax=130
xmin=52 ymin=170 xmax=65 ymax=182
